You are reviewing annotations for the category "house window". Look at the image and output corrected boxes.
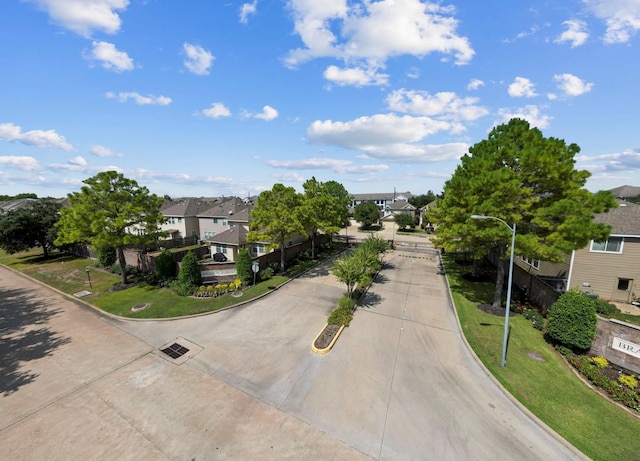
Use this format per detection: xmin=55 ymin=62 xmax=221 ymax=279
xmin=178 ymin=217 xmax=182 ymax=223
xmin=252 ymin=243 xmax=265 ymax=254
xmin=216 ymin=244 xmax=227 ymax=254
xmin=167 ymin=217 xmax=176 ymax=224
xmin=213 ymin=218 xmax=218 ymax=224
xmin=618 ymin=278 xmax=632 ymax=291
xmin=204 ymin=231 xmax=216 ymax=239
xmin=222 ymin=220 xmax=228 ymax=226
xmin=520 ymin=256 xmax=539 ymax=270
xmin=591 ymin=237 xmax=623 ymax=253
xmin=136 ymin=228 xmax=146 ymax=236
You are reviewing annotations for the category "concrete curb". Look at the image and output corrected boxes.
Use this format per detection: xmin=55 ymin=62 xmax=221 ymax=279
xmin=438 ymin=254 xmax=592 ymax=461
xmin=311 ymin=323 xmax=345 ymax=354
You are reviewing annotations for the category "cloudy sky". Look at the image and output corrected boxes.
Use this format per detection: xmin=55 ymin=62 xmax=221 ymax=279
xmin=1 ymin=0 xmax=639 ymax=199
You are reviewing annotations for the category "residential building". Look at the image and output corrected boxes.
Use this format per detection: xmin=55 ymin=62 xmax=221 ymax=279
xmin=350 ymin=192 xmax=413 ymax=212
xmin=159 ymin=197 xmax=215 ymax=239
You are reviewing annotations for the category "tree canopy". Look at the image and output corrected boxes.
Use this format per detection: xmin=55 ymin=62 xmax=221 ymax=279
xmin=0 ymin=198 xmax=61 ymax=258
xmin=432 ymin=118 xmax=617 ymax=307
xmin=247 ymin=183 xmax=305 ymax=272
xmin=408 ymin=191 xmax=439 ymax=209
xmin=55 ymin=171 xmax=166 ymax=285
xmin=300 ymin=177 xmax=351 ymax=258
xmin=354 ymin=201 xmax=380 ymax=229
xmin=394 ymin=212 xmax=414 ymax=230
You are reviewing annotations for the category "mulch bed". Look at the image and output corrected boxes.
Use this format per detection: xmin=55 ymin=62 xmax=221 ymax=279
xmin=314 ymin=324 xmax=341 ymax=349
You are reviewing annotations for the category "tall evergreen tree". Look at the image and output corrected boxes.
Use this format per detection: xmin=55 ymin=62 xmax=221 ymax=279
xmin=55 ymin=171 xmax=167 ymax=285
xmin=432 ymin=118 xmax=617 ymax=307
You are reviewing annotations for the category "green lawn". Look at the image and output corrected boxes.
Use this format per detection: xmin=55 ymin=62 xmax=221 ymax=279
xmin=445 ymin=256 xmax=640 ymax=461
xmin=0 ymin=248 xmax=291 ymax=318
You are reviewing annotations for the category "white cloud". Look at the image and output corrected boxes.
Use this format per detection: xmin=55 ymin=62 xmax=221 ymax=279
xmin=555 ymin=20 xmax=589 ymax=47
xmin=183 ymin=43 xmax=214 ymax=75
xmin=272 ymin=172 xmax=305 ymax=183
xmin=584 ymin=148 xmax=640 ymax=171
xmin=25 ymin=0 xmax=128 ymax=37
xmin=105 ymin=91 xmax=171 ymax=105
xmin=553 ymin=73 xmax=594 ymax=96
xmin=323 ymin=65 xmax=389 ymax=87
xmin=583 ymin=0 xmax=640 ymax=43
xmin=240 ymin=1 xmax=258 ymax=24
xmin=0 ymin=156 xmax=40 ymax=171
xmin=201 ymin=103 xmax=232 ymax=119
xmin=467 ymin=79 xmax=485 ymax=90
xmin=306 ymin=113 xmax=468 ymax=162
xmin=86 ymin=41 xmax=134 ymax=72
xmin=406 ymin=67 xmax=420 ymax=79
xmin=248 ymin=105 xmax=279 ymax=121
xmin=508 ymin=77 xmax=537 ymax=98
xmin=68 ymin=155 xmax=87 ymax=166
xmin=0 ymin=122 xmax=73 ymax=151
xmin=267 ymin=157 xmax=388 ymax=174
xmin=386 ymin=89 xmax=489 ymax=122
xmin=285 ymin=0 xmax=474 ymax=72
xmin=494 ymin=105 xmax=552 ymax=129
xmin=90 ymin=145 xmax=124 ymax=157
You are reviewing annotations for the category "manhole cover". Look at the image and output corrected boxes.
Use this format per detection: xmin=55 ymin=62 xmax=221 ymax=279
xmin=131 ymin=303 xmax=150 ymax=312
xmin=161 ymin=343 xmax=190 ymax=359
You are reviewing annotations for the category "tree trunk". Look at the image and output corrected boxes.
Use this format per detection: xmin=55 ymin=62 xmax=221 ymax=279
xmin=311 ymin=232 xmax=316 ymax=259
xmin=279 ymin=241 xmax=286 ymax=273
xmin=493 ymin=245 xmax=506 ymax=308
xmin=117 ymin=246 xmax=128 ymax=285
xmin=42 ymin=244 xmax=49 ymax=259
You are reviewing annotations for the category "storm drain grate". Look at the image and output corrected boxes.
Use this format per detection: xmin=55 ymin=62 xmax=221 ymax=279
xmin=161 ymin=343 xmax=190 ymax=359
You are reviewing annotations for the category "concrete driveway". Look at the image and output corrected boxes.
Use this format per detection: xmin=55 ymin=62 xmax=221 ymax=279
xmin=0 ymin=250 xmax=586 ymax=460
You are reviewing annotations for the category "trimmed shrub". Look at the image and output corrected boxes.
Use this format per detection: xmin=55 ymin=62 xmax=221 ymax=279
xmin=176 ymin=251 xmax=201 ymax=290
xmin=546 ymin=291 xmax=597 ymax=352
xmin=235 ymin=249 xmax=253 ymax=284
xmin=619 ymin=374 xmax=638 ymax=390
xmin=328 ymin=296 xmax=356 ymax=326
xmin=155 ymin=249 xmax=176 ymax=279
xmin=594 ymin=298 xmax=619 ymax=316
xmin=590 ymin=356 xmax=609 ymax=369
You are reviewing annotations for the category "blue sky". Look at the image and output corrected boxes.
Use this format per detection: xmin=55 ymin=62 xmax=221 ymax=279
xmin=1 ymin=0 xmax=639 ymax=199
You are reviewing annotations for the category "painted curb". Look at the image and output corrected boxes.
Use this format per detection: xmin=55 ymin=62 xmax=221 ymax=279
xmin=311 ymin=323 xmax=345 ymax=354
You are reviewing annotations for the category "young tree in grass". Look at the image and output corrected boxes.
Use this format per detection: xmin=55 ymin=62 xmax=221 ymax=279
xmin=55 ymin=171 xmax=167 ymax=285
xmin=0 ymin=198 xmax=61 ymax=258
xmin=432 ymin=118 xmax=617 ymax=307
xmin=394 ymin=212 xmax=414 ymax=230
xmin=332 ymin=254 xmax=366 ymax=297
xmin=354 ymin=201 xmax=380 ymax=229
xmin=247 ymin=183 xmax=305 ymax=273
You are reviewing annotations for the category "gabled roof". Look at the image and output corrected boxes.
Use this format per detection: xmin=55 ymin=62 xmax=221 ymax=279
xmin=160 ymin=197 xmax=217 ymax=217
xmin=609 ymin=185 xmax=640 ymax=199
xmin=351 ymin=192 xmax=413 ymax=201
xmin=206 ymin=225 xmax=249 ymax=245
xmin=387 ymin=200 xmax=416 ymax=211
xmin=197 ymin=196 xmax=254 ymax=222
xmin=594 ymin=199 xmax=640 ymax=236
xmin=0 ymin=198 xmax=37 ymax=214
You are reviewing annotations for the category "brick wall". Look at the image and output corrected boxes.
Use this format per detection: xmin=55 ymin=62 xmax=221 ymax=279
xmin=590 ymin=318 xmax=640 ymax=374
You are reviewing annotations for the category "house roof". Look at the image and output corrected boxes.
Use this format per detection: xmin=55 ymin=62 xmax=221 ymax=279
xmin=609 ymin=185 xmax=640 ymax=199
xmin=160 ymin=197 xmax=217 ymax=217
xmin=206 ymin=225 xmax=249 ymax=245
xmin=0 ymin=198 xmax=37 ymax=214
xmin=351 ymin=192 xmax=413 ymax=201
xmin=594 ymin=199 xmax=640 ymax=236
xmin=387 ymin=200 xmax=416 ymax=211
xmin=197 ymin=196 xmax=254 ymax=222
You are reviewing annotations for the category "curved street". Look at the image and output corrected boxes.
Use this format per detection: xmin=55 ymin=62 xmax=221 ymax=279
xmin=0 ymin=247 xmax=585 ymax=460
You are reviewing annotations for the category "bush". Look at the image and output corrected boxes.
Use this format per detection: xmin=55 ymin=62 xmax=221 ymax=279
xmin=522 ymin=308 xmax=544 ymax=330
xmin=235 ymin=249 xmax=253 ymax=284
xmin=594 ymin=298 xmax=619 ymax=316
xmin=619 ymin=374 xmax=638 ymax=390
xmin=170 ymin=280 xmax=194 ymax=297
xmin=97 ymin=246 xmax=117 ymax=268
xmin=259 ymin=266 xmax=273 ymax=282
xmin=177 ymin=251 xmax=201 ymax=288
xmin=155 ymin=249 xmax=176 ymax=279
xmin=590 ymin=356 xmax=609 ymax=369
xmin=327 ymin=296 xmax=356 ymax=327
xmin=546 ymin=291 xmax=597 ymax=352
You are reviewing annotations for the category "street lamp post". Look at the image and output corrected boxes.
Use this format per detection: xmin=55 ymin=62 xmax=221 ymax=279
xmin=471 ymin=214 xmax=516 ymax=367
xmin=85 ymin=268 xmax=93 ymax=290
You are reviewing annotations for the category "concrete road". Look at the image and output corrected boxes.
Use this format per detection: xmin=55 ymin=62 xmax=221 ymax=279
xmin=0 ymin=251 xmax=586 ymax=460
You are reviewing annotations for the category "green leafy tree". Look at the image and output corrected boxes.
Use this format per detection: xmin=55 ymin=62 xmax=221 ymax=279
xmin=546 ymin=291 xmax=598 ymax=351
xmin=408 ymin=191 xmax=438 ymax=209
xmin=0 ymin=198 xmax=61 ymax=258
xmin=300 ymin=177 xmax=351 ymax=258
xmin=247 ymin=183 xmax=305 ymax=273
xmin=97 ymin=246 xmax=117 ymax=268
xmin=394 ymin=212 xmax=414 ymax=230
xmin=54 ymin=171 xmax=167 ymax=285
xmin=235 ymin=248 xmax=253 ymax=284
xmin=354 ymin=201 xmax=380 ymax=229
xmin=432 ymin=118 xmax=617 ymax=307
xmin=155 ymin=249 xmax=176 ymax=279
xmin=332 ymin=254 xmax=366 ymax=297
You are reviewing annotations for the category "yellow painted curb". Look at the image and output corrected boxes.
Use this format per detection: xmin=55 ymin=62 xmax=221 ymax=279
xmin=311 ymin=323 xmax=345 ymax=354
